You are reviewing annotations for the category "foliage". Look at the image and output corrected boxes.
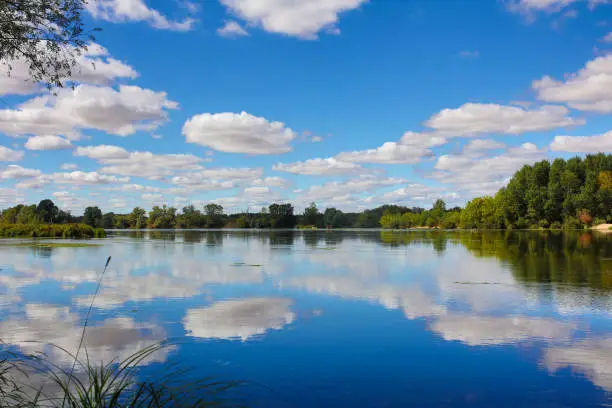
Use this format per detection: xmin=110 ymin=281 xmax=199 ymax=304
xmin=0 ymin=0 xmax=95 ymax=91
xmin=379 ymin=154 xmax=612 ymax=230
xmin=0 ymin=223 xmax=97 ymax=238
xmin=579 ymin=209 xmax=593 ymax=226
xmin=203 ymin=204 xmax=224 ymax=228
xmin=129 ymin=207 xmax=147 ymax=229
xmin=379 ymin=200 xmax=463 ymax=230
xmin=226 ymin=204 xmax=296 ymax=229
xmin=323 ymin=208 xmax=349 ymax=228
xmin=460 ymin=196 xmax=502 ymax=229
xmin=36 ymin=199 xmax=59 ymax=223
xmin=498 ymin=154 xmax=612 ymax=227
xmin=148 ymin=206 xmax=177 ymax=229
xmin=598 ymin=170 xmax=612 ymax=191
xmin=301 ymin=202 xmax=323 ymax=227
xmin=83 ymin=207 xmax=103 ymax=228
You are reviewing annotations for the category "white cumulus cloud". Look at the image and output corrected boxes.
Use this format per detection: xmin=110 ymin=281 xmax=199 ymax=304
xmin=336 ymin=141 xmax=434 ymax=164
xmin=0 ymin=146 xmax=24 ymax=162
xmin=25 ymin=135 xmax=73 ymax=151
xmin=219 ymin=0 xmax=367 ymax=39
xmin=74 ymin=145 xmax=130 ymax=159
xmin=60 ymin=163 xmax=78 ymax=170
xmin=0 ymin=43 xmax=138 ymax=97
xmin=533 ymin=54 xmax=612 ymax=113
xmin=217 ymin=20 xmax=250 ymax=37
xmin=550 ymin=131 xmax=612 ymax=152
xmin=171 ymin=167 xmax=262 ymax=187
xmin=506 ymin=0 xmax=579 ymax=15
xmin=88 ymin=151 xmax=203 ymax=179
xmin=462 ymin=139 xmax=507 ymax=157
xmin=0 ymin=85 xmax=177 ymax=140
xmin=431 ymin=142 xmax=548 ymax=195
xmin=273 ymin=157 xmax=363 ymax=175
xmin=296 ymin=175 xmax=408 ymax=209
xmin=86 ymin=0 xmax=195 ymax=31
xmin=49 ymin=171 xmax=130 ymax=185
xmin=424 ymin=103 xmax=582 ymax=137
xmin=183 ymin=111 xmax=296 ymax=155
xmin=0 ymin=165 xmax=42 ymax=179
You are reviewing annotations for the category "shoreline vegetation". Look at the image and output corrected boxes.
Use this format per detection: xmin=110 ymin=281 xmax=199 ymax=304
xmin=0 ymin=223 xmax=105 ymax=239
xmin=1 ymin=154 xmax=610 ymax=236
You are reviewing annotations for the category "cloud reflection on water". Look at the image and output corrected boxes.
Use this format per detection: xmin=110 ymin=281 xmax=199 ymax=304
xmin=431 ymin=314 xmax=575 ymax=346
xmin=544 ymin=337 xmax=612 ymax=391
xmin=183 ymin=297 xmax=295 ymax=341
xmin=0 ymin=304 xmax=170 ymax=368
xmin=0 ymin=230 xmax=611 ymax=395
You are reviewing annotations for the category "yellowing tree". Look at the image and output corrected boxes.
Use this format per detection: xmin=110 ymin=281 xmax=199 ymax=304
xmin=598 ymin=171 xmax=612 ymax=191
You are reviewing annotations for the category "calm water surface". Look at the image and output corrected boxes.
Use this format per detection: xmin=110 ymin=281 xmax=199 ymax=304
xmin=1 ymin=230 xmax=612 ymax=407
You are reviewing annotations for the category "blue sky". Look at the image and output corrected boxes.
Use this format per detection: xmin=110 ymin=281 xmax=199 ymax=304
xmin=1 ymin=0 xmax=612 ymax=214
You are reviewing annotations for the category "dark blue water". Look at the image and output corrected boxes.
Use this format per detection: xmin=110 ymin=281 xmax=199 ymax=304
xmin=1 ymin=230 xmax=612 ymax=407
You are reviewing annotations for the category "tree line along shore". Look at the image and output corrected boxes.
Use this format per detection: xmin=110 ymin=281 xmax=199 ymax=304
xmin=1 ymin=154 xmax=610 ymax=237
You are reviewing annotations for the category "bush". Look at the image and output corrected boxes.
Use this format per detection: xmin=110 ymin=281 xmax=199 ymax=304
xmin=0 ymin=223 xmax=97 ymax=239
xmin=563 ymin=218 xmax=582 ymax=230
xmin=94 ymin=228 xmax=107 ymax=238
xmin=515 ymin=218 xmax=528 ymax=229
xmin=592 ymin=218 xmax=607 ymax=226
xmin=550 ymin=221 xmax=562 ymax=230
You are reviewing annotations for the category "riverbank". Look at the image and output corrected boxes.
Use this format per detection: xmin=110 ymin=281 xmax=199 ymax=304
xmin=592 ymin=224 xmax=612 ymax=232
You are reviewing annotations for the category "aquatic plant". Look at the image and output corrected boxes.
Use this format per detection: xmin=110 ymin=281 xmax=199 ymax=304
xmin=0 ymin=344 xmax=241 ymax=407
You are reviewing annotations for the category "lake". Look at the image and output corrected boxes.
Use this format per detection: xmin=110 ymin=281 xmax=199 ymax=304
xmin=1 ymin=230 xmax=612 ymax=407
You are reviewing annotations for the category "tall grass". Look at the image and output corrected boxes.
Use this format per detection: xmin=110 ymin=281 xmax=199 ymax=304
xmin=0 ymin=344 xmax=242 ymax=407
xmin=0 ymin=257 xmax=241 ymax=407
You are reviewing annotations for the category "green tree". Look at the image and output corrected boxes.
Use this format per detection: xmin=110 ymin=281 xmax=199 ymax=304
xmin=148 ymin=205 xmax=177 ymax=229
xmin=544 ymin=158 xmax=566 ymax=224
xmin=460 ymin=197 xmax=500 ymax=229
xmin=303 ymin=202 xmax=322 ymax=227
xmin=113 ymin=214 xmax=130 ymax=229
xmin=324 ymin=208 xmax=348 ymax=228
xmin=16 ymin=205 xmax=41 ymax=224
xmin=1 ymin=0 xmax=94 ymax=91
xmin=36 ymin=199 xmax=59 ymax=223
xmin=429 ymin=199 xmax=447 ymax=226
xmin=440 ymin=211 xmax=461 ymax=229
xmin=83 ymin=206 xmax=103 ymax=228
xmin=1 ymin=205 xmax=23 ymax=224
xmin=178 ymin=205 xmax=203 ymax=228
xmin=129 ymin=207 xmax=147 ymax=229
xmin=56 ymin=209 xmax=73 ymax=224
xmin=101 ymin=212 xmax=115 ymax=229
xmin=380 ymin=211 xmax=401 ymax=229
xmin=269 ymin=203 xmax=296 ymax=228
xmin=204 ymin=203 xmax=224 ymax=228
